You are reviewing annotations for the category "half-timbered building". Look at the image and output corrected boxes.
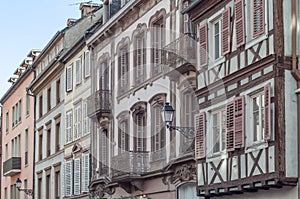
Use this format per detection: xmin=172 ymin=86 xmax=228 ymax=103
xmin=183 ymin=0 xmax=299 ymax=198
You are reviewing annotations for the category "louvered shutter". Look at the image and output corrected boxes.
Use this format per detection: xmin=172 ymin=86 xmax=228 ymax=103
xmin=222 ymin=7 xmax=231 ymax=55
xmin=73 ymin=158 xmax=81 ymax=195
xmin=194 ymin=112 xmax=206 ymax=159
xmin=101 ymin=130 xmax=108 ymax=165
xmin=84 ymin=51 xmax=90 ymax=78
xmin=252 ymin=0 xmax=265 ymax=37
xmin=199 ymin=23 xmax=208 ymax=67
xmin=234 ymin=96 xmax=245 ymax=149
xmin=78 ymin=106 xmax=82 ymax=138
xmin=66 ymin=111 xmax=73 ymax=143
xmin=64 ymin=161 xmax=72 ymax=196
xmin=136 ymin=37 xmax=144 ymax=84
xmin=74 ymin=107 xmax=78 ymax=139
xmin=81 ymin=154 xmax=90 ymax=193
xmin=66 ymin=65 xmax=73 ymax=92
xmin=226 ymin=101 xmax=235 ymax=151
xmin=83 ymin=101 xmax=90 ymax=135
xmin=235 ymin=0 xmax=245 ymax=47
xmin=264 ymin=83 xmax=271 ymax=140
xmin=75 ymin=59 xmax=82 ymax=84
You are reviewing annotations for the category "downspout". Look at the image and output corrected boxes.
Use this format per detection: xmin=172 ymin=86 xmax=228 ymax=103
xmin=291 ymin=0 xmax=300 ymax=178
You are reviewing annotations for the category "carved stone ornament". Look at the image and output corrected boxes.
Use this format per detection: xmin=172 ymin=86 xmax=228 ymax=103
xmin=90 ymin=184 xmax=116 ymax=197
xmin=162 ymin=163 xmax=196 ymax=185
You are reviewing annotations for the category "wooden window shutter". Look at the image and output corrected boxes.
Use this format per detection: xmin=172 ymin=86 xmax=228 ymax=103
xmin=234 ymin=96 xmax=245 ymax=149
xmin=81 ymin=154 xmax=89 ymax=193
xmin=75 ymin=59 xmax=82 ymax=85
xmin=194 ymin=112 xmax=206 ymax=159
xmin=84 ymin=51 xmax=90 ymax=78
xmin=66 ymin=65 xmax=73 ymax=92
xmin=64 ymin=161 xmax=73 ymax=196
xmin=199 ymin=23 xmax=208 ymax=67
xmin=235 ymin=0 xmax=245 ymax=47
xmin=222 ymin=7 xmax=231 ymax=55
xmin=226 ymin=101 xmax=235 ymax=151
xmin=264 ymin=83 xmax=271 ymax=140
xmin=73 ymin=158 xmax=81 ymax=195
xmin=252 ymin=0 xmax=265 ymax=38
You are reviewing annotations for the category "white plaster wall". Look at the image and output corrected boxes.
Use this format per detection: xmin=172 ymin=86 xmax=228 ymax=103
xmin=283 ymin=0 xmax=292 ymax=56
xmin=285 ymin=71 xmax=298 ymax=178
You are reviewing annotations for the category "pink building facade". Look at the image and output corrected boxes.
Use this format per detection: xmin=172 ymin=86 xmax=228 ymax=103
xmin=1 ymin=57 xmax=36 ymax=199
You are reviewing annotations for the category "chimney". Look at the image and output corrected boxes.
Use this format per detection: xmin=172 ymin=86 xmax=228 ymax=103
xmin=103 ymin=0 xmax=109 ymax=23
xmin=79 ymin=2 xmax=101 ymax=18
xmin=67 ymin=18 xmax=77 ymax=27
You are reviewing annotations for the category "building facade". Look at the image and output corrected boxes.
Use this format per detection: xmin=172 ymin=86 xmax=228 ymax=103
xmin=184 ymin=0 xmax=300 ymax=198
xmin=0 ymin=50 xmax=39 ymax=199
xmin=87 ymin=0 xmax=198 ymax=198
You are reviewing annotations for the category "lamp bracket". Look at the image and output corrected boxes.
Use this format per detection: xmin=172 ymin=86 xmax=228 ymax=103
xmin=168 ymin=125 xmax=194 ymax=139
xmin=18 ymin=188 xmax=34 ymax=196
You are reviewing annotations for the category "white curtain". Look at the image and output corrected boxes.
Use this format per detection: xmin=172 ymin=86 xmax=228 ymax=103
xmin=178 ymin=183 xmax=197 ymax=199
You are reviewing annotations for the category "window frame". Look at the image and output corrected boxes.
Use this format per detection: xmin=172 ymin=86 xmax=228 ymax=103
xmin=210 ymin=108 xmax=226 ymax=154
xmin=250 ymin=90 xmax=265 ymax=143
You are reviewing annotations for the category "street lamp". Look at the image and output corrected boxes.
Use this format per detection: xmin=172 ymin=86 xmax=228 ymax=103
xmin=16 ymin=178 xmax=33 ymax=196
xmin=161 ymin=102 xmax=194 ymax=139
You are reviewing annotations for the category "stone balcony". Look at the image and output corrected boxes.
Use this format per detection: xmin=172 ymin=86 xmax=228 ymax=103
xmin=87 ymin=89 xmax=111 ymax=119
xmin=3 ymin=157 xmax=21 ymax=176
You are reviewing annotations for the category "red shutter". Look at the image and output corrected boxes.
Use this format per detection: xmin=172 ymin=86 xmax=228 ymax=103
xmin=234 ymin=96 xmax=245 ymax=149
xmin=222 ymin=7 xmax=231 ymax=55
xmin=235 ymin=0 xmax=245 ymax=47
xmin=199 ymin=23 xmax=208 ymax=67
xmin=252 ymin=0 xmax=265 ymax=38
xmin=264 ymin=83 xmax=271 ymax=140
xmin=226 ymin=101 xmax=235 ymax=151
xmin=195 ymin=112 xmax=206 ymax=159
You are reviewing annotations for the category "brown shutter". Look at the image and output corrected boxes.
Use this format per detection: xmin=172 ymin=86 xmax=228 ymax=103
xmin=264 ymin=83 xmax=271 ymax=140
xmin=235 ymin=0 xmax=245 ymax=47
xmin=199 ymin=23 xmax=208 ymax=67
xmin=226 ymin=101 xmax=235 ymax=151
xmin=194 ymin=112 xmax=206 ymax=160
xmin=234 ymin=96 xmax=245 ymax=149
xmin=252 ymin=0 xmax=265 ymax=38
xmin=222 ymin=7 xmax=231 ymax=55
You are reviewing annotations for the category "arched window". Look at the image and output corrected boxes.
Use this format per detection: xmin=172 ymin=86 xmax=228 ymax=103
xmin=131 ymin=102 xmax=147 ymax=152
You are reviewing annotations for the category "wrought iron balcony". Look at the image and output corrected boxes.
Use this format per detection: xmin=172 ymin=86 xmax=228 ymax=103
xmin=88 ymin=90 xmax=111 ymax=119
xmin=162 ymin=35 xmax=197 ymax=75
xmin=112 ymin=151 xmax=150 ymax=178
xmin=3 ymin=157 xmax=21 ymax=176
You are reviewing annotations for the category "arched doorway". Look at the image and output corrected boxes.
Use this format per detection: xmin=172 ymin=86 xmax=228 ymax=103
xmin=177 ymin=182 xmax=197 ymax=199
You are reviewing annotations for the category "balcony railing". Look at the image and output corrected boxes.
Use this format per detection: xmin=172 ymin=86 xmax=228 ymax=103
xmin=3 ymin=157 xmax=21 ymax=176
xmin=112 ymin=151 xmax=150 ymax=177
xmin=87 ymin=90 xmax=111 ymax=118
xmin=162 ymin=34 xmax=197 ymax=73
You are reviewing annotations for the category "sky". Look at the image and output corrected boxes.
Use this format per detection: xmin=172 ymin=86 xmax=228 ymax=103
xmin=0 ymin=0 xmax=90 ymax=99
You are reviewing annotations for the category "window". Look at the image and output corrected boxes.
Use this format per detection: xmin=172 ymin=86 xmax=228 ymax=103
xmin=249 ymin=0 xmax=265 ymax=39
xmin=47 ymin=126 xmax=51 ymax=156
xmin=250 ymin=84 xmax=271 ymax=142
xmin=46 ymin=174 xmax=51 ymax=199
xmin=152 ymin=19 xmax=164 ymax=76
xmin=5 ymin=144 xmax=8 ymax=160
xmin=99 ymin=60 xmax=109 ymax=90
xmin=178 ymin=183 xmax=197 ymax=199
xmin=81 ymin=154 xmax=90 ymax=193
xmin=47 ymin=87 xmax=51 ymax=111
xmin=12 ymin=106 xmax=15 ymax=127
xmin=56 ymin=79 xmax=61 ymax=104
xmin=5 ymin=112 xmax=8 ymax=132
xmin=151 ymin=105 xmax=165 ymax=153
xmin=38 ymin=177 xmax=42 ymax=199
xmin=213 ymin=18 xmax=222 ymax=60
xmin=66 ymin=110 xmax=73 ymax=143
xmin=65 ymin=160 xmax=73 ymax=196
xmin=118 ymin=45 xmax=129 ymax=95
xmin=84 ymin=51 xmax=90 ymax=78
xmin=26 ymin=95 xmax=30 ymax=116
xmin=66 ymin=64 xmax=73 ymax=92
xmin=4 ymin=187 xmax=7 ymax=199
xmin=18 ymin=100 xmax=22 ymax=122
xmin=118 ymin=117 xmax=129 ymax=153
xmin=73 ymin=158 xmax=81 ymax=195
xmin=74 ymin=104 xmax=82 ymax=140
xmin=134 ymin=33 xmax=146 ymax=85
xmin=211 ymin=109 xmax=226 ymax=153
xmin=75 ymin=57 xmax=82 ymax=85
xmin=132 ymin=103 xmax=147 ymax=152
xmin=83 ymin=100 xmax=90 ymax=135
xmin=55 ymin=121 xmax=60 ymax=152
xmin=25 ymin=129 xmax=28 ymax=165
xmin=55 ymin=170 xmax=61 ymax=198
xmin=39 ymin=95 xmax=43 ymax=118
xmin=38 ymin=128 xmax=43 ymax=161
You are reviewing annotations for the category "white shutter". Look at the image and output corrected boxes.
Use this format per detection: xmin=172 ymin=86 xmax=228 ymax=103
xmin=75 ymin=58 xmax=82 ymax=85
xmin=81 ymin=154 xmax=90 ymax=193
xmin=83 ymin=101 xmax=90 ymax=135
xmin=73 ymin=158 xmax=81 ymax=195
xmin=84 ymin=51 xmax=90 ymax=78
xmin=64 ymin=161 xmax=72 ymax=196
xmin=66 ymin=111 xmax=73 ymax=143
xmin=74 ymin=105 xmax=82 ymax=139
xmin=66 ymin=65 xmax=73 ymax=92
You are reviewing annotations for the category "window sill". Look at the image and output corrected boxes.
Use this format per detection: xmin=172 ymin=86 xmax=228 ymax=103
xmin=245 ymin=140 xmax=268 ymax=153
xmin=208 ymin=56 xmax=225 ymax=69
xmin=207 ymin=151 xmax=227 ymax=160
